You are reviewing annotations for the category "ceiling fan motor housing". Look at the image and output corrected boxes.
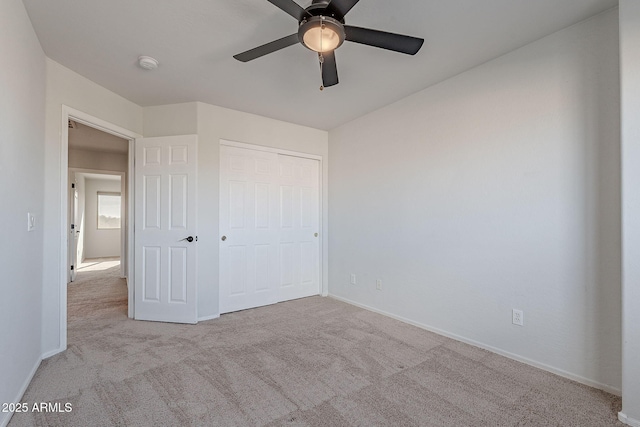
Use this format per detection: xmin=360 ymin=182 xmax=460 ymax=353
xmin=308 ymin=0 xmax=343 ymax=19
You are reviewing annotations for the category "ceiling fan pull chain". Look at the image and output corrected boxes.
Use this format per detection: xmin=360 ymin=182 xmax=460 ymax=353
xmin=319 ymin=17 xmax=326 ymax=90
xmin=319 ymin=52 xmax=325 ymax=91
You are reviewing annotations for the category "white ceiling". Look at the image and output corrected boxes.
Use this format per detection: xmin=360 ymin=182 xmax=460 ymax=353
xmin=22 ymin=0 xmax=617 ymax=130
xmin=69 ymin=122 xmax=129 ymax=154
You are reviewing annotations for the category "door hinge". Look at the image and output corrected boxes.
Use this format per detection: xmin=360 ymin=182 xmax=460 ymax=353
xmin=70 ymin=265 xmax=74 ymax=270
xmin=71 ymin=183 xmax=75 ymax=188
xmin=71 ymin=224 xmax=75 ymax=230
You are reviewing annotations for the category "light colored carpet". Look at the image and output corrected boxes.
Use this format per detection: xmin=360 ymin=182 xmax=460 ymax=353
xmin=9 ymin=263 xmax=623 ymax=426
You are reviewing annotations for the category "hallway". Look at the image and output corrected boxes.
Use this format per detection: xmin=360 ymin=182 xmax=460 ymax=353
xmin=68 ymin=258 xmax=127 ymax=333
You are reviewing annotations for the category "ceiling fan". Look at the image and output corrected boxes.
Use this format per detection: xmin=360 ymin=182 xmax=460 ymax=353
xmin=233 ymin=0 xmax=424 ymax=89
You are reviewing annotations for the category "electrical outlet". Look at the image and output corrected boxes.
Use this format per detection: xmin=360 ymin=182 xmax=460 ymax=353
xmin=512 ymin=309 xmax=524 ymax=326
xmin=350 ymin=274 xmax=357 ymax=285
xmin=376 ymin=279 xmax=382 ymax=290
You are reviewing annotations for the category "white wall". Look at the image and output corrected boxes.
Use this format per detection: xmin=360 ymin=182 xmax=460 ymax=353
xmin=143 ymin=102 xmax=329 ymax=320
xmin=83 ymin=178 xmax=122 ymax=259
xmin=619 ymin=1 xmax=640 ymax=424
xmin=329 ymin=9 xmax=621 ymax=393
xmin=42 ymin=59 xmax=143 ymax=355
xmin=0 ymin=0 xmax=45 ymax=425
xmin=69 ymin=148 xmax=127 ymax=172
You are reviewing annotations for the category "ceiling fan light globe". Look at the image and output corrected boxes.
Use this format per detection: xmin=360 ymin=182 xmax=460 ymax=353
xmin=303 ymin=26 xmax=340 ymax=52
xmin=298 ymin=16 xmax=345 ymax=53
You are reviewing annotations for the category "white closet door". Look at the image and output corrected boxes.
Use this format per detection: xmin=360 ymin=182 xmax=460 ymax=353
xmin=277 ymin=154 xmax=320 ymax=302
xmin=219 ymin=145 xmax=320 ymax=314
xmin=219 ymin=146 xmax=280 ymax=313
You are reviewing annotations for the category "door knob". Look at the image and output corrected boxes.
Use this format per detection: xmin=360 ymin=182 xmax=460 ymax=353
xmin=221 ymin=236 xmax=227 ymax=241
xmin=180 ymin=236 xmax=195 ymax=243
xmin=314 ymin=233 xmax=318 ymax=237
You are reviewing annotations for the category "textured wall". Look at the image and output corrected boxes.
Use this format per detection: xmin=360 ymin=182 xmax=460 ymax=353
xmin=83 ymin=178 xmax=122 ymax=259
xmin=329 ymin=10 xmax=620 ymax=392
xmin=0 ymin=0 xmax=45 ymax=425
xmin=68 ymin=149 xmax=127 ymax=173
xmin=619 ymin=1 xmax=640 ymax=423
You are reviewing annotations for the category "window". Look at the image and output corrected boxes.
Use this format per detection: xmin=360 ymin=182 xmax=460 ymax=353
xmin=97 ymin=192 xmax=121 ymax=229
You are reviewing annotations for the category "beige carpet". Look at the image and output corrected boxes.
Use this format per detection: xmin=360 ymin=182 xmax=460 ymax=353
xmin=9 ymin=263 xmax=623 ymax=426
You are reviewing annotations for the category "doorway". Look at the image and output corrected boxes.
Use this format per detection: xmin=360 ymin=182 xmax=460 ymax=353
xmin=59 ymin=106 xmax=140 ymax=351
xmin=67 ymin=123 xmax=129 ymax=335
xmin=68 ymin=170 xmax=125 ymax=281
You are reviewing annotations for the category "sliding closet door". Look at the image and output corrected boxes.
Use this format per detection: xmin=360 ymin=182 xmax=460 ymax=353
xmin=219 ymin=145 xmax=320 ymax=314
xmin=277 ymin=154 xmax=320 ymax=302
xmin=219 ymin=146 xmax=280 ymax=314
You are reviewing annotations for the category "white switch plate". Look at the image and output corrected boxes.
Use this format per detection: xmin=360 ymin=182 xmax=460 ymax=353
xmin=350 ymin=274 xmax=356 ymax=285
xmin=376 ymin=279 xmax=382 ymax=290
xmin=27 ymin=213 xmax=35 ymax=232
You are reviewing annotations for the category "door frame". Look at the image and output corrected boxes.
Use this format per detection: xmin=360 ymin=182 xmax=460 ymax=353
xmin=59 ymin=106 xmax=141 ymax=349
xmin=67 ymin=171 xmax=78 ymax=283
xmin=218 ymin=139 xmax=326 ymax=311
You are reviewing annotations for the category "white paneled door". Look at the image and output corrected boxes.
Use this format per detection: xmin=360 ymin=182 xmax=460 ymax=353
xmin=220 ymin=145 xmax=320 ymax=314
xmin=277 ymin=154 xmax=320 ymax=302
xmin=135 ymin=135 xmax=198 ymax=324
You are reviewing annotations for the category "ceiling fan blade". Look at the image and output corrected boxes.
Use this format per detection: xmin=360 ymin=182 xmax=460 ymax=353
xmin=327 ymin=0 xmax=360 ymax=19
xmin=234 ymin=34 xmax=299 ymax=62
xmin=267 ymin=0 xmax=310 ymax=21
xmin=344 ymin=25 xmax=424 ymax=55
xmin=320 ymin=51 xmax=339 ymax=87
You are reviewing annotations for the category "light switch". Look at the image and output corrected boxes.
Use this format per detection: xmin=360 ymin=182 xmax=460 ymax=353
xmin=27 ymin=213 xmax=35 ymax=232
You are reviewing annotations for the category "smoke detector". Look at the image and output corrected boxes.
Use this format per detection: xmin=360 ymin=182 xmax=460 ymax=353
xmin=138 ymin=56 xmax=159 ymax=70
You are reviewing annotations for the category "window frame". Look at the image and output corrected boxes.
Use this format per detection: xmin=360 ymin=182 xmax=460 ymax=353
xmin=97 ymin=191 xmax=122 ymax=230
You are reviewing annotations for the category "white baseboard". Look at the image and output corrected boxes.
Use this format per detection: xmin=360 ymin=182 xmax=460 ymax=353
xmin=620 ymin=412 xmax=640 ymax=427
xmin=0 ymin=356 xmax=41 ymax=427
xmin=41 ymin=346 xmax=65 ymax=360
xmin=198 ymin=313 xmax=220 ymax=322
xmin=328 ymin=294 xmax=621 ymax=396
